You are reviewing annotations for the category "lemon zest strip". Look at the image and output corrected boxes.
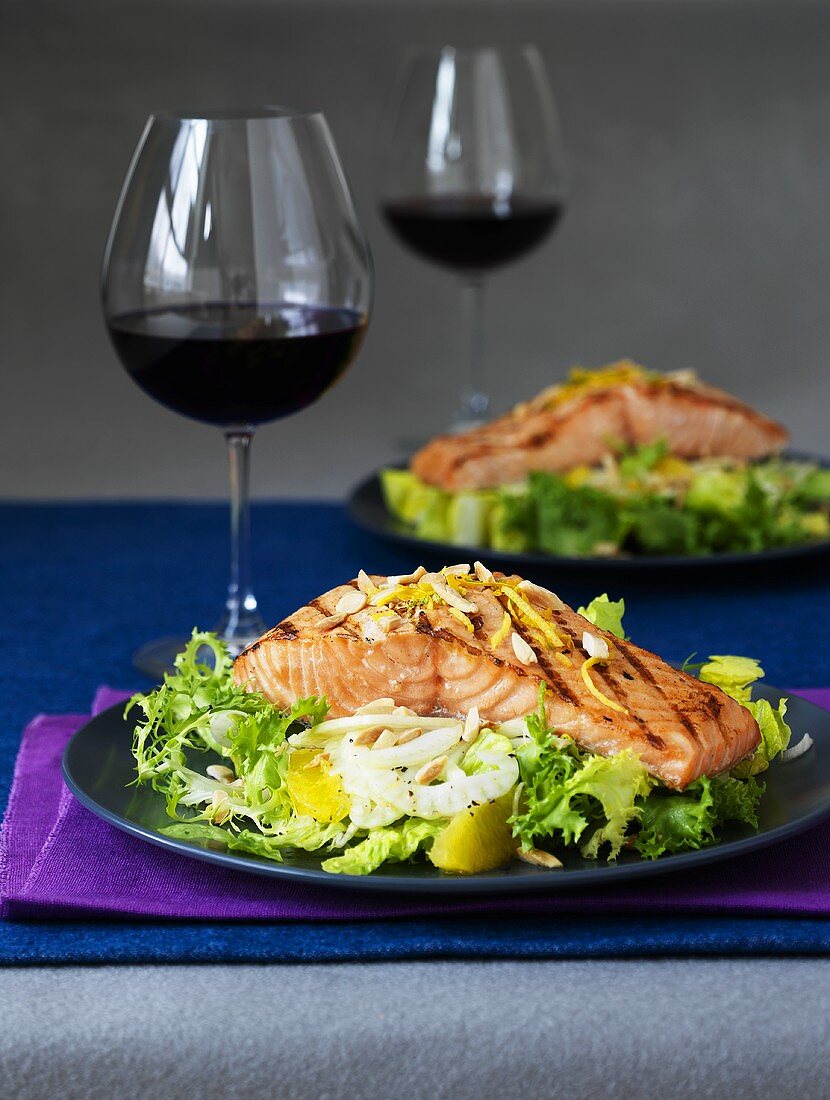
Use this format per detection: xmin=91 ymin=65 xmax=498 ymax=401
xmin=448 ymin=606 xmax=475 ymax=633
xmin=580 ymin=657 xmax=628 ymax=714
xmin=489 ymin=611 xmax=512 ymax=649
xmin=500 ymin=586 xmax=564 ymax=648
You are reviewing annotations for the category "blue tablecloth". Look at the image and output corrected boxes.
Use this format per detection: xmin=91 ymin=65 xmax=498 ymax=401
xmin=3 ymin=501 xmax=830 ymax=963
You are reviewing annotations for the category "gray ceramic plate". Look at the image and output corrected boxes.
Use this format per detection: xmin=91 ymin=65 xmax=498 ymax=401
xmin=62 ymin=686 xmax=830 ymax=895
xmin=347 ymin=453 xmax=830 ymax=572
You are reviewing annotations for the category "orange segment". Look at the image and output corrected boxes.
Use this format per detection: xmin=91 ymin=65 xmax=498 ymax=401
xmin=428 ymin=794 xmax=516 ymax=874
xmin=285 ymin=748 xmax=350 ymax=823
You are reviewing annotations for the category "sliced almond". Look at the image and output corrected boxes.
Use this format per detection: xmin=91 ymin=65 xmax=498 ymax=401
xmin=356 ymin=569 xmax=376 ymax=595
xmin=511 ymin=632 xmax=538 ymax=665
xmin=424 ymin=574 xmax=478 ymax=613
xmin=462 ymin=706 xmax=481 ymax=743
xmin=517 ymin=579 xmax=565 ymax=610
xmin=229 ymin=778 xmax=245 ymax=789
xmin=206 ymin=764 xmax=235 ymax=784
xmin=318 ymin=612 xmax=346 ymax=631
xmin=415 ymin=755 xmax=447 ymax=785
xmin=336 ymin=589 xmax=368 ymax=616
xmin=516 ymin=847 xmax=563 ymax=870
xmin=582 ymin=631 xmax=609 ymax=660
xmin=305 ymin=751 xmax=331 ymax=770
xmin=210 ymin=789 xmax=230 ymax=824
xmin=354 ymin=697 xmax=396 ymax=715
xmin=473 ymin=561 xmax=495 ymax=583
xmin=387 ymin=566 xmax=427 ymax=586
xmin=372 ymin=729 xmax=399 ymax=750
xmin=392 ymin=705 xmax=417 ymax=718
xmin=353 ymin=726 xmax=386 ymax=746
xmin=442 ymin=563 xmax=471 ymax=577
xmin=395 ymin=727 xmax=423 ymax=745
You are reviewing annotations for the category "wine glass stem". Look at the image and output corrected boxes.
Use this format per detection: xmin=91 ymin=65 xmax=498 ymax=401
xmin=457 ymin=276 xmax=489 ymax=428
xmin=219 ymin=429 xmax=266 ymax=652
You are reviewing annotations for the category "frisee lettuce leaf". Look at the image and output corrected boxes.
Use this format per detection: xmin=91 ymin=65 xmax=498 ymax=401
xmin=128 ymin=630 xmax=329 ymax=831
xmin=511 ymin=687 xmax=652 ymax=860
xmin=698 ymin=654 xmax=791 ymax=774
xmin=162 ymin=817 xmax=347 ymax=862
xmin=576 ymin=593 xmax=627 ymax=639
xmin=634 ymin=773 xmax=765 ymax=859
xmin=733 ymin=698 xmax=791 ymax=777
xmin=321 ymin=819 xmax=442 ymax=875
xmin=698 ymin=655 xmax=765 ymax=706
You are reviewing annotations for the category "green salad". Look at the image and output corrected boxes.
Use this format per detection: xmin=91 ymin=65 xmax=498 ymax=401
xmin=128 ymin=601 xmax=792 ymax=876
xmin=382 ymin=443 xmax=830 ymax=557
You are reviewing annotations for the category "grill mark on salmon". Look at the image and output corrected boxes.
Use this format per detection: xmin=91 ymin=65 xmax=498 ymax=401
xmin=616 ymin=641 xmax=700 ymax=742
xmin=234 ymin=571 xmax=760 ymax=789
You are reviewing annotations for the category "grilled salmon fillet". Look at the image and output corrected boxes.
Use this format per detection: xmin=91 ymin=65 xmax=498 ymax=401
xmin=234 ymin=567 xmax=760 ymax=789
xmin=411 ymin=362 xmax=789 ymax=491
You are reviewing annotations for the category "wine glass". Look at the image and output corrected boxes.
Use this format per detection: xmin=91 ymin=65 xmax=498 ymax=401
xmin=379 ymin=45 xmax=567 ymax=430
xmin=102 ymin=108 xmax=372 ymax=677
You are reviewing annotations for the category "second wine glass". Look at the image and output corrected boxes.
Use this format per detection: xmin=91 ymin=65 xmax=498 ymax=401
xmin=379 ymin=45 xmax=567 ymax=430
xmin=103 ymin=108 xmax=372 ymax=677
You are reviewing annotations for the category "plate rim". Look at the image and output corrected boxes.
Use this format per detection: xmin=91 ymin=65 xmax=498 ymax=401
xmin=61 ymin=694 xmax=830 ymax=896
xmin=347 ymin=450 xmax=830 ymax=570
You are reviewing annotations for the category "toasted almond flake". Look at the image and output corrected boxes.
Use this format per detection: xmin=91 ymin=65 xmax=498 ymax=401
xmin=396 ymin=727 xmax=424 ymax=744
xmin=511 ymin=632 xmax=538 ymax=664
xmin=425 ymin=575 xmax=478 ymax=613
xmin=463 ymin=706 xmax=481 ymax=743
xmin=474 ymin=561 xmax=496 ymax=583
xmin=318 ymin=612 xmax=346 ymax=631
xmin=353 ymin=726 xmax=386 ymax=746
xmin=582 ymin=631 xmax=609 ymax=660
xmin=516 ymin=847 xmax=563 ymax=870
xmin=305 ymin=752 xmax=331 ymax=770
xmin=392 ymin=705 xmax=417 ymax=718
xmin=415 ymin=755 xmax=448 ymax=785
xmin=206 ymin=764 xmax=235 ymax=783
xmin=372 ymin=729 xmax=399 ymax=750
xmin=442 ymin=563 xmax=471 ymax=576
xmin=354 ymin=697 xmax=396 ymax=714
xmin=356 ymin=569 xmax=377 ymax=595
xmin=210 ymin=789 xmax=230 ymax=823
xmin=517 ymin=578 xmax=565 ymax=610
xmin=387 ymin=566 xmax=427 ymax=586
xmin=336 ymin=589 xmax=368 ymax=616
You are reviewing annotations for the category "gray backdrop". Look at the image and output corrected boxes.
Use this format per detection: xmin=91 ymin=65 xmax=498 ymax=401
xmin=3 ymin=0 xmax=829 ymax=500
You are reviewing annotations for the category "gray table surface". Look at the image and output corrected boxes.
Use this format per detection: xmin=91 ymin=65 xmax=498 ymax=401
xmin=2 ymin=959 xmax=828 ymax=1099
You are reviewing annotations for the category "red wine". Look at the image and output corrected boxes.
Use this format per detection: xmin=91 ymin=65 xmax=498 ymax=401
xmin=106 ymin=303 xmax=367 ymax=427
xmin=382 ymin=194 xmax=563 ymax=272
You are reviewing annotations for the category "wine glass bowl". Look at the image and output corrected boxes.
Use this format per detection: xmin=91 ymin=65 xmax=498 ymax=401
xmin=379 ymin=46 xmax=566 ymax=427
xmin=102 ymin=108 xmax=372 ymax=676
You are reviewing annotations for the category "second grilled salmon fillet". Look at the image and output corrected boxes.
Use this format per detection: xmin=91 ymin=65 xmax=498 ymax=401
xmin=234 ymin=568 xmax=760 ymax=789
xmin=411 ymin=362 xmax=789 ymax=491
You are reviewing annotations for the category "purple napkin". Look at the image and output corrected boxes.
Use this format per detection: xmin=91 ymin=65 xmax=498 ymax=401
xmin=2 ymin=686 xmax=830 ymax=921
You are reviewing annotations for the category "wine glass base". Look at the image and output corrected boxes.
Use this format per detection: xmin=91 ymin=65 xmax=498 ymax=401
xmin=132 ymin=623 xmax=267 ymax=681
xmin=132 ymin=637 xmax=193 ymax=680
xmin=449 ymin=391 xmax=490 ymax=433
